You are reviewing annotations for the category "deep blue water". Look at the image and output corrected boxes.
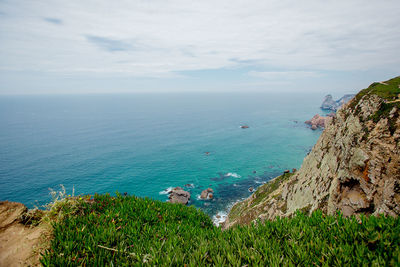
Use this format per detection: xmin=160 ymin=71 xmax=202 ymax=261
xmin=0 ymin=93 xmax=326 ymax=221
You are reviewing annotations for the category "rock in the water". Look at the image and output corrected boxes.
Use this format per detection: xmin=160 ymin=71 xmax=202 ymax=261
xmin=200 ymin=188 xmax=214 ymax=200
xmin=321 ymin=94 xmax=355 ymax=111
xmin=240 ymin=125 xmax=249 ymax=129
xmin=283 ymin=170 xmax=290 ymax=174
xmin=168 ymin=187 xmax=191 ymax=204
xmin=321 ymin=94 xmax=337 ymax=110
xmin=248 ymin=187 xmax=254 ymax=192
xmin=305 ymin=114 xmax=332 ymax=130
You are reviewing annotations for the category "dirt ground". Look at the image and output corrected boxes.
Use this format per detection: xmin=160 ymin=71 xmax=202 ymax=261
xmin=0 ymin=201 xmax=49 ymax=267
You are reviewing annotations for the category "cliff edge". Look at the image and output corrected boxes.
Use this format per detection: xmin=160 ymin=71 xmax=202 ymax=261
xmin=223 ymin=76 xmax=400 ymax=229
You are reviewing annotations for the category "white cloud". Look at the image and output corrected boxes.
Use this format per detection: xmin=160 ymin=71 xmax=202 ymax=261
xmin=248 ymin=71 xmax=321 ymax=80
xmin=0 ymin=0 xmax=399 ymax=78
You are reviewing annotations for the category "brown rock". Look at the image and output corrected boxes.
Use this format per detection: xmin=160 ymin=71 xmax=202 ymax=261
xmin=305 ymin=114 xmax=332 ymax=130
xmin=168 ymin=188 xmax=191 ymax=205
xmin=200 ymin=188 xmax=214 ymax=200
xmin=223 ymin=77 xmax=400 ymax=229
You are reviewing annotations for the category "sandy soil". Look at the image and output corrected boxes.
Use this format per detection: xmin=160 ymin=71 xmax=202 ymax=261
xmin=0 ymin=201 xmax=49 ymax=267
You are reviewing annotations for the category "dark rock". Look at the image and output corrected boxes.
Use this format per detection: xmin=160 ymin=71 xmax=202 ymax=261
xmin=284 ymin=170 xmax=290 ymax=174
xmin=240 ymin=125 xmax=249 ymax=129
xmin=248 ymin=187 xmax=254 ymax=192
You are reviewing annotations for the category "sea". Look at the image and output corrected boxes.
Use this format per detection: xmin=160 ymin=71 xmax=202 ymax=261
xmin=0 ymin=92 xmax=328 ymax=224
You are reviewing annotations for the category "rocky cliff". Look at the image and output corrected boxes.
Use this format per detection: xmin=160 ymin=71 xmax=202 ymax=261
xmin=223 ymin=76 xmax=400 ymax=229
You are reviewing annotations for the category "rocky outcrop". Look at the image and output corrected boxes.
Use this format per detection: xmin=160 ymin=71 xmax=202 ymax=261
xmin=200 ymin=188 xmax=214 ymax=199
xmin=321 ymin=94 xmax=355 ymax=111
xmin=223 ymin=76 xmax=400 ymax=229
xmin=168 ymin=187 xmax=191 ymax=204
xmin=305 ymin=114 xmax=334 ymax=130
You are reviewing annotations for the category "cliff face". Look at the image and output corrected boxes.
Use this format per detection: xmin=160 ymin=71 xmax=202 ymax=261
xmin=223 ymin=77 xmax=400 ymax=229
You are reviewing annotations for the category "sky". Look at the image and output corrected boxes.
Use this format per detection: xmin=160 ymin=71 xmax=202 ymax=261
xmin=0 ymin=0 xmax=399 ymax=95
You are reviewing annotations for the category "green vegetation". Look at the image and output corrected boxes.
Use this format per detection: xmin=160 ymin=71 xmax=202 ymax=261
xmin=228 ymin=172 xmax=293 ymax=223
xmin=349 ymin=76 xmax=400 ymax=117
xmin=42 ymin=194 xmax=400 ymax=266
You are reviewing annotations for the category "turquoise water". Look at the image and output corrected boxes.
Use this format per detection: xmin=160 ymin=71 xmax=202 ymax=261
xmin=0 ymin=93 xmax=325 ymax=220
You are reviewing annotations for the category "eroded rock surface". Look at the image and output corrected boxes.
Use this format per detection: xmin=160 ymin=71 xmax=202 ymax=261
xmin=0 ymin=201 xmax=48 ymax=267
xmin=224 ymin=77 xmax=400 ymax=229
xmin=168 ymin=187 xmax=191 ymax=204
xmin=305 ymin=114 xmax=334 ymax=130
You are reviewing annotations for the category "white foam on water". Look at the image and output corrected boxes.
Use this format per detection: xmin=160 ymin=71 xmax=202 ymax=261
xmin=212 ymin=201 xmax=238 ymax=226
xmin=225 ymin=172 xmax=241 ymax=178
xmin=212 ymin=211 xmax=228 ymax=226
xmin=159 ymin=187 xmax=174 ymax=195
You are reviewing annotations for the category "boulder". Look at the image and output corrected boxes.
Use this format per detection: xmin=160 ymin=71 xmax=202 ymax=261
xmin=200 ymin=188 xmax=214 ymax=200
xmin=168 ymin=187 xmax=191 ymax=205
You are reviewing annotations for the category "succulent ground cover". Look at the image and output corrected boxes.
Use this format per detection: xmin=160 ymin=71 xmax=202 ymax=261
xmin=41 ymin=193 xmax=400 ymax=266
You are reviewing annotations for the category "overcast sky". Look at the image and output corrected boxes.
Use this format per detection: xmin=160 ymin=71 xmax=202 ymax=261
xmin=0 ymin=0 xmax=399 ymax=95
